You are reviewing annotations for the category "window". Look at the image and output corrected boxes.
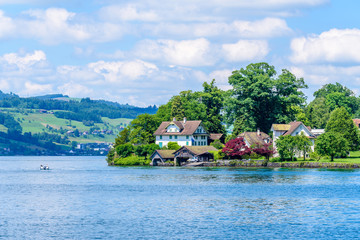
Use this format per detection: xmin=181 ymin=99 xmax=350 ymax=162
xmin=175 ymin=136 xmax=178 ymax=139
xmin=170 ymin=136 xmax=172 ymax=139
xmin=160 ymin=136 xmax=162 ymax=139
xmin=186 ymin=135 xmax=189 ymax=139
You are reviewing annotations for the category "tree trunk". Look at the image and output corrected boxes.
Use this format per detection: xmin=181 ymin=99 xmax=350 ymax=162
xmin=331 ymin=155 xmax=334 ymax=162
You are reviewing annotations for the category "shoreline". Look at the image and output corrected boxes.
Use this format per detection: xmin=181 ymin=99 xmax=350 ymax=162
xmin=148 ymin=160 xmax=360 ymax=169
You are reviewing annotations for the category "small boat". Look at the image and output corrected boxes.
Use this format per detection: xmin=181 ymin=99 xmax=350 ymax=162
xmin=40 ymin=165 xmax=50 ymax=170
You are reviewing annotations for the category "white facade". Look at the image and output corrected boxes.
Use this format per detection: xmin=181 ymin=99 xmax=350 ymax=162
xmin=272 ymin=123 xmax=315 ymax=153
xmin=155 ymin=125 xmax=209 ymax=148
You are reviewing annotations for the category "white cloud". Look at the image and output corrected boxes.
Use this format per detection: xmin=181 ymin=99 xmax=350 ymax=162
xmin=99 ymin=5 xmax=159 ymax=22
xmin=1 ymin=50 xmax=46 ymax=70
xmin=291 ymin=28 xmax=360 ymax=63
xmin=88 ymin=59 xmax=158 ymax=82
xmin=232 ymin=18 xmax=291 ymax=38
xmin=288 ymin=64 xmax=360 ymax=87
xmin=145 ymin=17 xmax=291 ymax=39
xmin=0 ymin=10 xmax=15 ymax=37
xmin=24 ymin=81 xmax=53 ymax=95
xmin=222 ymin=40 xmax=269 ymax=62
xmin=135 ymin=38 xmax=214 ymax=66
xmin=20 ymin=8 xmax=90 ymax=44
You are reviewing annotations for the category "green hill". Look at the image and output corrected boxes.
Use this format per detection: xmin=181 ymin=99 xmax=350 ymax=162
xmin=0 ymin=92 xmax=157 ymax=155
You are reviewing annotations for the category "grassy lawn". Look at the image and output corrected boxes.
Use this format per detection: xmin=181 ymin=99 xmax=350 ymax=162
xmin=274 ymin=151 xmax=360 ymax=164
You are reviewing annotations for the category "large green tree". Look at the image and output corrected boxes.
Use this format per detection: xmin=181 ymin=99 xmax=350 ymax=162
xmin=156 ymin=81 xmax=225 ymax=134
xmin=225 ymin=63 xmax=307 ymax=133
xmin=275 ymin=135 xmax=298 ymax=161
xmin=325 ymin=107 xmax=360 ymax=151
xmin=315 ymin=132 xmax=349 ymax=161
xmin=128 ymin=113 xmax=162 ymax=145
xmin=305 ymin=97 xmax=330 ymax=129
xmin=306 ymin=83 xmax=360 ymax=128
xmin=201 ymin=80 xmax=225 ymax=134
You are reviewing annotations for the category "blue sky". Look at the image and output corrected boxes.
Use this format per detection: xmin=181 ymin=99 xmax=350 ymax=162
xmin=0 ymin=0 xmax=359 ymax=106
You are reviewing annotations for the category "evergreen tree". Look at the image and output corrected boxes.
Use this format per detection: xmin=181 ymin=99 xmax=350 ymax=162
xmin=325 ymin=107 xmax=360 ymax=151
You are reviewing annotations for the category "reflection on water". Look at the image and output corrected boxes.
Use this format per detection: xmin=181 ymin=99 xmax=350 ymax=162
xmin=1 ymin=156 xmax=360 ymax=239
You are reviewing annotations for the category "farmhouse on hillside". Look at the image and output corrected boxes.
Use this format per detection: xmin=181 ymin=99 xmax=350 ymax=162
xmin=154 ymin=117 xmax=210 ymax=148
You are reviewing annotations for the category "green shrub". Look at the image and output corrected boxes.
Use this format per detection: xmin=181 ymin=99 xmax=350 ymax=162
xmin=114 ymin=155 xmax=149 ymax=166
xmin=210 ymin=140 xmax=224 ymax=150
xmin=310 ymin=151 xmax=321 ymax=161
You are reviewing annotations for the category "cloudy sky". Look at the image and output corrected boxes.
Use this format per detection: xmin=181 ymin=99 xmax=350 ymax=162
xmin=0 ymin=0 xmax=359 ymax=106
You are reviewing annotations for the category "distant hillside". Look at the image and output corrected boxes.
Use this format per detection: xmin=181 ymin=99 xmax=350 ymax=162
xmin=0 ymin=91 xmax=158 ymax=155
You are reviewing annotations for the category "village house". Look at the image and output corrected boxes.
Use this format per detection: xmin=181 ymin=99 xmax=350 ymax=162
xmin=154 ymin=117 xmax=210 ymax=148
xmin=238 ymin=129 xmax=272 ymax=147
xmin=271 ymin=121 xmax=316 ymax=151
xmin=150 ymin=146 xmax=218 ymax=166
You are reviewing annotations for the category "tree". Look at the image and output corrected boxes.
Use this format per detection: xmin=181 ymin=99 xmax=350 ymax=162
xmin=325 ymin=107 xmax=360 ymax=151
xmin=167 ymin=142 xmax=181 ymax=150
xmin=128 ymin=114 xmax=162 ymax=144
xmin=210 ymin=139 xmax=224 ymax=150
xmin=115 ymin=143 xmax=134 ymax=158
xmin=306 ymin=97 xmax=330 ymax=129
xmin=115 ymin=127 xmax=130 ymax=146
xmin=135 ymin=143 xmax=160 ymax=158
xmin=306 ymin=83 xmax=360 ymax=128
xmin=295 ymin=132 xmax=313 ymax=161
xmin=171 ymin=95 xmax=185 ymax=120
xmin=222 ymin=137 xmax=251 ymax=159
xmin=225 ymin=63 xmax=307 ymax=133
xmin=251 ymin=143 xmax=275 ymax=161
xmin=315 ymin=132 xmax=349 ymax=161
xmin=275 ymin=135 xmax=298 ymax=161
xmin=201 ymin=80 xmax=226 ymax=134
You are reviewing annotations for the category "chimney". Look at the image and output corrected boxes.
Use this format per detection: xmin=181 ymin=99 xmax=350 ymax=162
xmin=257 ymin=128 xmax=260 ymax=136
xmin=173 ymin=117 xmax=176 ymax=121
xmin=183 ymin=117 xmax=187 ymax=124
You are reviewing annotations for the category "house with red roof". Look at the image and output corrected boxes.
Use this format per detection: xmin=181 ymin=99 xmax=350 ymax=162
xmin=153 ymin=117 xmax=210 ymax=148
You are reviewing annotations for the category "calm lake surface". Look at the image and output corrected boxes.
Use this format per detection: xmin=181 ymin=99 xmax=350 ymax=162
xmin=1 ymin=156 xmax=360 ymax=239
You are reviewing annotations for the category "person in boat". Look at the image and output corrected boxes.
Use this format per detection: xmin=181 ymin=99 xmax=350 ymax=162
xmin=40 ymin=165 xmax=44 ymax=170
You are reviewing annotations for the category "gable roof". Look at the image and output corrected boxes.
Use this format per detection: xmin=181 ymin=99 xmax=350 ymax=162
xmin=209 ymin=133 xmax=223 ymax=141
xmin=271 ymin=124 xmax=291 ymax=131
xmin=154 ymin=120 xmax=206 ymax=135
xmin=150 ymin=150 xmax=175 ymax=160
xmin=283 ymin=121 xmax=303 ymax=136
xmin=273 ymin=121 xmax=315 ymax=138
xmin=173 ymin=146 xmax=217 ymax=156
xmin=238 ymin=132 xmax=271 ymax=146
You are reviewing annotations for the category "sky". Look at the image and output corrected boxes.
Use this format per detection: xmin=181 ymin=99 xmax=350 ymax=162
xmin=0 ymin=0 xmax=359 ymax=106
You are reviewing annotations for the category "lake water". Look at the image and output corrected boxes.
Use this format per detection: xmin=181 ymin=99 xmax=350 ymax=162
xmin=1 ymin=156 xmax=360 ymax=239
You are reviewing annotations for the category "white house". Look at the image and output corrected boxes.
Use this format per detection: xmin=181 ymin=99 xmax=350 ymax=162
xmin=271 ymin=121 xmax=316 ymax=151
xmin=154 ymin=118 xmax=209 ymax=148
